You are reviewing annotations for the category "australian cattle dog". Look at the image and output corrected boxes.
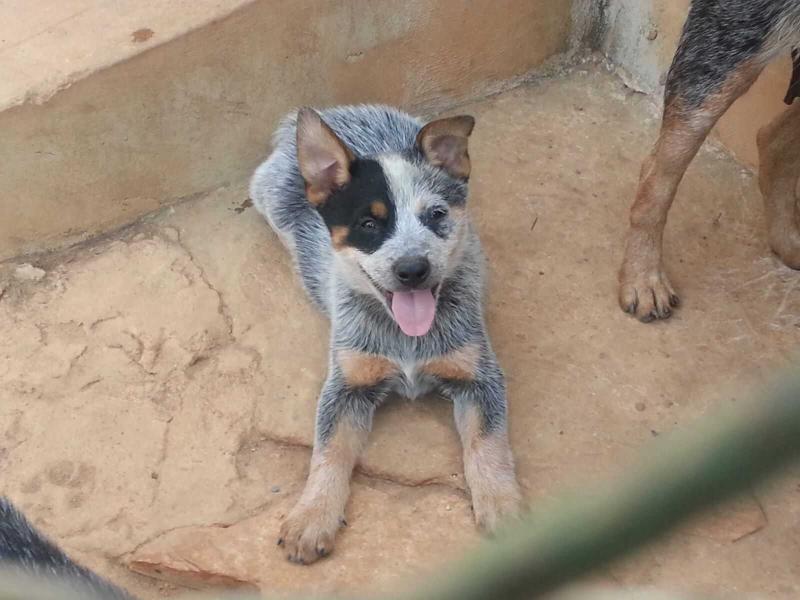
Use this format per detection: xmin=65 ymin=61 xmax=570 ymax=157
xmin=250 ymin=105 xmax=523 ymax=564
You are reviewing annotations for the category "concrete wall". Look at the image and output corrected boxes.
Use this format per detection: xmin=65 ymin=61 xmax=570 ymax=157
xmin=600 ymin=0 xmax=793 ymax=169
xmin=0 ymin=0 xmax=570 ymax=261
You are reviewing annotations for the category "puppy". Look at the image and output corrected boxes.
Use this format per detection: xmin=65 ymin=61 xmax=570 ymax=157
xmin=250 ymin=105 xmax=522 ymax=564
xmin=0 ymin=496 xmax=133 ymax=599
xmin=619 ymin=0 xmax=800 ymax=322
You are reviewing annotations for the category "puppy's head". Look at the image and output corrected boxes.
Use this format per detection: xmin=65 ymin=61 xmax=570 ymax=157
xmin=296 ymin=108 xmax=475 ymax=337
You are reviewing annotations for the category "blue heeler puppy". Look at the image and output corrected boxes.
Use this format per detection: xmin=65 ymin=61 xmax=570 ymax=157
xmin=250 ymin=105 xmax=522 ymax=564
xmin=0 ymin=497 xmax=133 ymax=599
xmin=619 ymin=0 xmax=800 ymax=322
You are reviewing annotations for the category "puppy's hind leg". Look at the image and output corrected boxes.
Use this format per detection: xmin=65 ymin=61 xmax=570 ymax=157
xmin=619 ymin=13 xmax=765 ymax=321
xmin=0 ymin=498 xmax=133 ymax=599
xmin=757 ymin=101 xmax=800 ymax=270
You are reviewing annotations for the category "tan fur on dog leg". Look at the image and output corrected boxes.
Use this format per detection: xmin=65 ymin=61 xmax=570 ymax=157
xmin=421 ymin=344 xmax=480 ymax=381
xmin=455 ymin=404 xmax=522 ymax=533
xmin=337 ymin=350 xmax=398 ymax=388
xmin=279 ymin=420 xmax=367 ymax=564
xmin=619 ymin=60 xmax=764 ymax=321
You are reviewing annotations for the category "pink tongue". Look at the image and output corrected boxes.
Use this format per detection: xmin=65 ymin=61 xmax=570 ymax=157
xmin=390 ymin=289 xmax=436 ymax=337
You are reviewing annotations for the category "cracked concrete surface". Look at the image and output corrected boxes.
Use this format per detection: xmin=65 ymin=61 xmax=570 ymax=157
xmin=2 ymin=66 xmax=799 ymax=599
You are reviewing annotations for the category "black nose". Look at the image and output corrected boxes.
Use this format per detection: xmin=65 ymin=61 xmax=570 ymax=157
xmin=393 ymin=256 xmax=431 ymax=288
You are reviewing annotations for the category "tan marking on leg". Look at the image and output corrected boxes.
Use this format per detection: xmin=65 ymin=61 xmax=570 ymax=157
xmin=421 ymin=344 xmax=480 ymax=381
xmin=330 ymin=226 xmax=350 ymax=249
xmin=370 ymin=200 xmax=388 ymax=219
xmin=337 ymin=350 xmax=398 ymax=387
xmin=279 ymin=419 xmax=367 ymax=564
xmin=758 ymin=101 xmax=800 ymax=269
xmin=619 ymin=60 xmax=765 ymax=322
xmin=455 ymin=403 xmax=522 ymax=533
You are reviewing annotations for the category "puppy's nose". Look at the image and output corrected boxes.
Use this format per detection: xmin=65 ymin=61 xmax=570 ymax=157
xmin=393 ymin=256 xmax=431 ymax=288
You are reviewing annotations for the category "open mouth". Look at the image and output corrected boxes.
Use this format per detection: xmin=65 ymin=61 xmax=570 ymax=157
xmin=382 ymin=283 xmax=440 ymax=306
xmin=361 ymin=268 xmax=440 ymax=337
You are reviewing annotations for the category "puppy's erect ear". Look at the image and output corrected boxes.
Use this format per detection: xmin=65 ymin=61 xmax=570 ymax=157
xmin=296 ymin=108 xmax=354 ymax=206
xmin=416 ymin=115 xmax=475 ymax=180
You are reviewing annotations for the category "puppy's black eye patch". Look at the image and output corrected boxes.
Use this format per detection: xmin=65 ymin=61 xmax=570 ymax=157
xmin=358 ymin=216 xmax=379 ymax=231
xmin=357 ymin=200 xmax=389 ymax=232
xmin=316 ymin=160 xmax=396 ymax=254
xmin=370 ymin=201 xmax=389 ymax=219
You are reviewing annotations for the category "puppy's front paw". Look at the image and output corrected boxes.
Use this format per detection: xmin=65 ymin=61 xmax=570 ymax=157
xmin=278 ymin=504 xmax=344 ymax=565
xmin=471 ymin=481 xmax=523 ymax=535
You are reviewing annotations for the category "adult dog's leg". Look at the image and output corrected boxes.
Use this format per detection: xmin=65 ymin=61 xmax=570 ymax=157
xmin=619 ymin=6 xmax=767 ymax=321
xmin=757 ymin=101 xmax=800 ymax=269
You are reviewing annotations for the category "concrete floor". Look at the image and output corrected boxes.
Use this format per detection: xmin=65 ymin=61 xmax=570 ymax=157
xmin=1 ymin=66 xmax=799 ymax=599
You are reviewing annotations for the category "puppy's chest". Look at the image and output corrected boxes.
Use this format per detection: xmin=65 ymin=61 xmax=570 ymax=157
xmin=337 ymin=344 xmax=480 ymax=399
xmin=390 ymin=360 xmax=437 ymax=399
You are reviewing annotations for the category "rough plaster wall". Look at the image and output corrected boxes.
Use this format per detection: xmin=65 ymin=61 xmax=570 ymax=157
xmin=602 ymin=0 xmax=660 ymax=91
xmin=569 ymin=0 xmax=606 ymax=54
xmin=0 ymin=0 xmax=571 ymax=261
xmin=600 ymin=0 xmax=687 ymax=93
